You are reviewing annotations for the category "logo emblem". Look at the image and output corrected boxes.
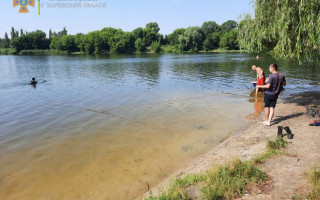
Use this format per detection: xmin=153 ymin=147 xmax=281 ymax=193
xmin=13 ymin=0 xmax=35 ymax=13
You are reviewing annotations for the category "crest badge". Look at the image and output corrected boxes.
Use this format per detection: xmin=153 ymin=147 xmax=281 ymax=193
xmin=13 ymin=0 xmax=35 ymax=13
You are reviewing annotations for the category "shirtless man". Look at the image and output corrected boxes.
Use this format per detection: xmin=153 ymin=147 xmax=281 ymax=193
xmin=256 ymin=64 xmax=286 ymax=126
xmin=252 ymin=65 xmax=265 ymax=94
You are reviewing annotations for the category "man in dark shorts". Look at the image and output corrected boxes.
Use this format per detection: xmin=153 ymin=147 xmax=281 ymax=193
xmin=256 ymin=64 xmax=286 ymax=126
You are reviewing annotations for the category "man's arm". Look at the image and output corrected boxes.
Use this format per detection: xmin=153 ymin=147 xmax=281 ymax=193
xmin=256 ymin=67 xmax=263 ymax=74
xmin=257 ymin=83 xmax=271 ymax=89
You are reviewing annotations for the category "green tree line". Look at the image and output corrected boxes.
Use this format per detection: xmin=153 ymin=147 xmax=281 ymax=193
xmin=2 ymin=0 xmax=319 ymax=60
xmin=0 ymin=21 xmax=239 ymax=54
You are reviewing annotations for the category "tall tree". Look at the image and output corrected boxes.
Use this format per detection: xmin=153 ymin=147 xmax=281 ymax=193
xmin=4 ymin=32 xmax=10 ymax=48
xmin=143 ymin=28 xmax=161 ymax=46
xmin=146 ymin=22 xmax=160 ymax=33
xmin=11 ymin=30 xmax=50 ymax=52
xmin=220 ymin=20 xmax=237 ymax=34
xmin=166 ymin=28 xmax=185 ymax=45
xmin=132 ymin=27 xmax=144 ymax=40
xmin=61 ymin=27 xmax=67 ymax=36
xmin=55 ymin=27 xmax=68 ymax=37
xmin=219 ymin=29 xmax=239 ymax=50
xmin=238 ymin=0 xmax=320 ymax=61
xmin=178 ymin=26 xmax=204 ymax=52
xmin=201 ymin=21 xmax=219 ymax=37
xmin=10 ymin=27 xmax=19 ymax=40
xmin=49 ymin=29 xmax=53 ymax=38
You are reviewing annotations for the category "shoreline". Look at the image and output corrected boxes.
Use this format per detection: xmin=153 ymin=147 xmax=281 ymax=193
xmin=0 ymin=48 xmax=247 ymax=56
xmin=138 ymin=91 xmax=320 ymax=199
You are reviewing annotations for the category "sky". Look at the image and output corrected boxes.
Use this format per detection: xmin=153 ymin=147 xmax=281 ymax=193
xmin=0 ymin=0 xmax=254 ymax=38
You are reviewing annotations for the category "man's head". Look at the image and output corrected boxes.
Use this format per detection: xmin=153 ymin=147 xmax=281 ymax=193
xmin=269 ymin=64 xmax=278 ymax=73
xmin=32 ymin=77 xmax=35 ymax=81
xmin=252 ymin=65 xmax=257 ymax=71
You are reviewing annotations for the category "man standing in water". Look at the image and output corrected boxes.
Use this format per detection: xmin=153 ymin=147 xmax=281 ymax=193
xmin=256 ymin=64 xmax=286 ymax=126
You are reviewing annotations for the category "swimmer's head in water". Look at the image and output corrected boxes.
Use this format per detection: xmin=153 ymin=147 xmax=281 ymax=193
xmin=32 ymin=77 xmax=35 ymax=81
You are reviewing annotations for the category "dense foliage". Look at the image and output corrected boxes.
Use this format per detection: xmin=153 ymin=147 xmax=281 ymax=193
xmin=11 ymin=30 xmax=50 ymax=52
xmin=0 ymin=20 xmax=239 ymax=54
xmin=238 ymin=0 xmax=320 ymax=61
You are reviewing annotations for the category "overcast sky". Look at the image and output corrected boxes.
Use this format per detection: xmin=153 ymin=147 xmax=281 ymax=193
xmin=1 ymin=0 xmax=254 ymax=38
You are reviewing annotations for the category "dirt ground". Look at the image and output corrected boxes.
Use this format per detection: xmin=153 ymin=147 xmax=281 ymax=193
xmin=139 ymin=91 xmax=320 ymax=200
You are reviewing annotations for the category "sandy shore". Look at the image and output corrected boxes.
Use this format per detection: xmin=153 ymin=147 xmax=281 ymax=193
xmin=138 ymin=91 xmax=320 ymax=199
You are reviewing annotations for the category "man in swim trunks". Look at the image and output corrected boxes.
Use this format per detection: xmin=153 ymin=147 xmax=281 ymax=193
xmin=256 ymin=64 xmax=286 ymax=126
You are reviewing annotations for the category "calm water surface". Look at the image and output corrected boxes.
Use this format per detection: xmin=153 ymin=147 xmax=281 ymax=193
xmin=0 ymin=54 xmax=319 ymax=200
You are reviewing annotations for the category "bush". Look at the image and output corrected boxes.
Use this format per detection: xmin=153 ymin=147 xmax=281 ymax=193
xmin=161 ymin=45 xmax=181 ymax=53
xmin=151 ymin=41 xmax=162 ymax=53
xmin=135 ymin=38 xmax=146 ymax=53
xmin=0 ymin=48 xmax=17 ymax=55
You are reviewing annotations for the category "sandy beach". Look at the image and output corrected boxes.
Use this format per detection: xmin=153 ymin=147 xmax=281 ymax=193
xmin=139 ymin=91 xmax=320 ymax=199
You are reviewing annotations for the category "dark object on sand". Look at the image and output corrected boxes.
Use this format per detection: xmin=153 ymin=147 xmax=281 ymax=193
xmin=284 ymin=126 xmax=294 ymax=139
xmin=29 ymin=77 xmax=38 ymax=85
xmin=277 ymin=126 xmax=283 ymax=138
xmin=309 ymin=121 xmax=320 ymax=126
xmin=306 ymin=106 xmax=319 ymax=118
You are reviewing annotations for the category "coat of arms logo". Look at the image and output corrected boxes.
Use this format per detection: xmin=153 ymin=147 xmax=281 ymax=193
xmin=13 ymin=0 xmax=35 ymax=13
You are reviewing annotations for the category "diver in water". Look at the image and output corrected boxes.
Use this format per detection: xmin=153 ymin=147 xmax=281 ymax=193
xmin=29 ymin=77 xmax=38 ymax=85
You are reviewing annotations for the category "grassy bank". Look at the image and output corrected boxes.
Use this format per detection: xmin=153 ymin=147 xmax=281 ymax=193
xmin=160 ymin=46 xmax=248 ymax=54
xmin=161 ymin=45 xmax=182 ymax=53
xmin=145 ymin=138 xmax=287 ymax=200
xmin=0 ymin=48 xmax=17 ymax=55
xmin=19 ymin=49 xmax=70 ymax=55
xmin=0 ymin=49 xmax=71 ymax=55
xmin=205 ymin=48 xmax=249 ymax=53
xmin=0 ymin=47 xmax=248 ymax=56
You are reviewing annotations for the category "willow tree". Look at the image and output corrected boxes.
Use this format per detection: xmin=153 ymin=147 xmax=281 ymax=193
xmin=238 ymin=0 xmax=320 ymax=61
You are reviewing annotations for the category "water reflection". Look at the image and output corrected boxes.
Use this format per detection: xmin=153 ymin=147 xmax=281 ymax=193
xmin=247 ymin=90 xmax=265 ymax=120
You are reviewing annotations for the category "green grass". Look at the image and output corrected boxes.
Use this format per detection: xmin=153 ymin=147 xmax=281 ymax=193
xmin=145 ymin=160 xmax=268 ymax=200
xmin=291 ymin=194 xmax=302 ymax=199
xmin=253 ymin=150 xmax=280 ymax=164
xmin=173 ymin=174 xmax=207 ymax=187
xmin=145 ymin=174 xmax=206 ymax=200
xmin=145 ymin=137 xmax=288 ymax=200
xmin=253 ymin=138 xmax=287 ymax=164
xmin=201 ymin=159 xmax=268 ymax=199
xmin=307 ymin=166 xmax=320 ymax=199
xmin=267 ymin=137 xmax=287 ymax=151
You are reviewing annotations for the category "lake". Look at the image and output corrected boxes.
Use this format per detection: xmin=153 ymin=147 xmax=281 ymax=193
xmin=0 ymin=53 xmax=319 ymax=200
